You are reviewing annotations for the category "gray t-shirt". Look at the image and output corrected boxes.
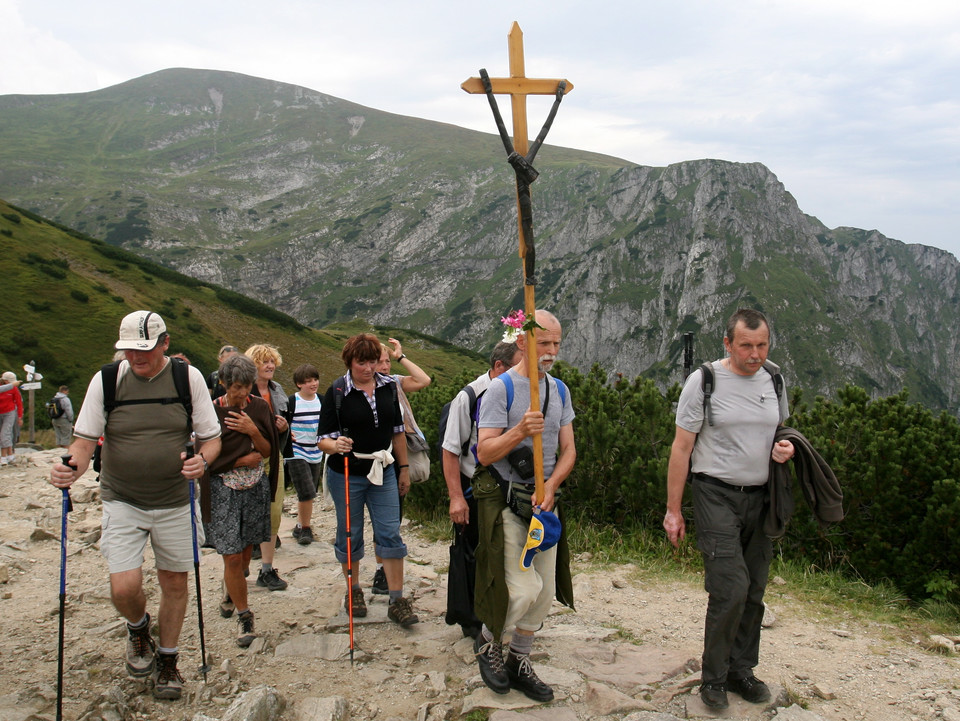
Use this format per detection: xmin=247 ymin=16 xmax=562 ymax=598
xmin=675 ymin=360 xmax=789 ymax=486
xmin=478 ymin=368 xmax=575 ymax=486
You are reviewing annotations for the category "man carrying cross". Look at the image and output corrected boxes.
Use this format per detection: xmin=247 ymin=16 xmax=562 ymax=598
xmin=472 ymin=309 xmax=576 ymax=701
xmin=462 ymin=25 xmax=575 ymax=702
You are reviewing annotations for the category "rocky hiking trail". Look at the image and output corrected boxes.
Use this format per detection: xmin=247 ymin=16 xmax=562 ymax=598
xmin=0 ymin=449 xmax=958 ymax=721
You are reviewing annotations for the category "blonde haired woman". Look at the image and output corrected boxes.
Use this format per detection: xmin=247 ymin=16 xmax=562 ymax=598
xmin=244 ymin=343 xmax=289 ymax=591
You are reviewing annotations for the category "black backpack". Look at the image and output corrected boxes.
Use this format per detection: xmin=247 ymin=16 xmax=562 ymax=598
xmin=92 ymin=357 xmax=193 ymax=474
xmin=700 ymin=360 xmax=784 ymax=426
xmin=46 ymin=396 xmax=65 ymax=419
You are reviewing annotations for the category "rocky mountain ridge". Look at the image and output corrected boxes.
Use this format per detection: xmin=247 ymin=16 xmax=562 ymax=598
xmin=2 ymin=68 xmax=958 ymax=408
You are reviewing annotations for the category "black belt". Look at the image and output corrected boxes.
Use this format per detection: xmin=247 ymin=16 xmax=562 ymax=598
xmin=693 ymin=473 xmax=766 ymax=493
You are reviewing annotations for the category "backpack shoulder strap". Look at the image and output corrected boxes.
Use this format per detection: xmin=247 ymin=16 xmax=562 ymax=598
xmin=762 ymin=360 xmax=784 ymax=400
xmin=170 ymin=357 xmax=192 ymax=411
xmin=501 ymin=372 xmax=515 ymax=412
xmin=700 ymin=362 xmax=715 ymax=427
xmin=464 ymin=385 xmax=478 ymax=419
xmin=101 ymin=361 xmax=123 ymax=415
xmin=169 ymin=356 xmax=193 ymax=434
xmin=762 ymin=360 xmax=785 ymax=423
xmin=553 ymin=377 xmax=568 ymax=408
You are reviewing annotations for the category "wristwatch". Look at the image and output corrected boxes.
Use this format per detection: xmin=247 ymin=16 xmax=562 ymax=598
xmin=398 ymin=354 xmax=407 ymax=361
xmin=199 ymin=455 xmax=208 ymax=471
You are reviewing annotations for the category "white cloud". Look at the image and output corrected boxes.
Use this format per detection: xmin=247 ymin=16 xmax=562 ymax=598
xmin=1 ymin=0 xmax=959 ymax=258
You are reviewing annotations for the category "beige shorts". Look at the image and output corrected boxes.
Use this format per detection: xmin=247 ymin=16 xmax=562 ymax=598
xmin=101 ymin=499 xmax=202 ymax=574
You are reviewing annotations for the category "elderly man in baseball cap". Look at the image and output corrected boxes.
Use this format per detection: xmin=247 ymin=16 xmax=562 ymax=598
xmin=50 ymin=311 xmax=221 ymax=700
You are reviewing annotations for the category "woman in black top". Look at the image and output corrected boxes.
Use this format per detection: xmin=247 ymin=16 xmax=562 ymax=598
xmin=317 ymin=333 xmax=419 ymax=627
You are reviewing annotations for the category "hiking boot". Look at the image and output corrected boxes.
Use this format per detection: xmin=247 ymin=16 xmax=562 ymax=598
xmin=371 ymin=566 xmax=388 ymax=595
xmin=728 ymin=675 xmax=771 ymax=704
xmin=236 ymin=610 xmax=256 ymax=648
xmin=700 ymin=682 xmax=729 ymax=709
xmin=344 ymin=588 xmax=367 ymax=618
xmin=294 ymin=525 xmax=314 ymax=546
xmin=474 ymin=635 xmax=510 ymax=694
xmin=219 ymin=583 xmax=235 ymax=618
xmin=152 ymin=652 xmax=184 ymax=700
xmin=256 ymin=567 xmax=288 ymax=591
xmin=387 ymin=596 xmax=419 ymax=628
xmin=506 ymin=651 xmax=554 ymax=702
xmin=125 ymin=614 xmax=156 ymax=677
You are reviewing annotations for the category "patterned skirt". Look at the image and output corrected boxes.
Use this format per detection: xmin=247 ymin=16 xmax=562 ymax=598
xmin=208 ymin=472 xmax=272 ymax=555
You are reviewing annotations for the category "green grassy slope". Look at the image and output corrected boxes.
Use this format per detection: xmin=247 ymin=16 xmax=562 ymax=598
xmin=1 ymin=199 xmax=483 ymax=407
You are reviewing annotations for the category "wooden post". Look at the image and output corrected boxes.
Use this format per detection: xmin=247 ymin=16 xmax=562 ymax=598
xmin=461 ymin=22 xmax=572 ymax=504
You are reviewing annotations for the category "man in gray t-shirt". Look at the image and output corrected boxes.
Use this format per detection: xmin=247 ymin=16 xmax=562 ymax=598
xmin=473 ymin=310 xmax=576 ymax=703
xmin=664 ymin=309 xmax=795 ymax=711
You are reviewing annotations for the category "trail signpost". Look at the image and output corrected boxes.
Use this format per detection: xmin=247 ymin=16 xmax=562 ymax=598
xmin=22 ymin=362 xmax=42 ymax=443
xmin=461 ymin=22 xmax=573 ymax=504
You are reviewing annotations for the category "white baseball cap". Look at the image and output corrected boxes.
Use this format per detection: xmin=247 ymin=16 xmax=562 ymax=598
xmin=115 ymin=311 xmax=167 ymax=351
xmin=1 ymin=371 xmax=16 ymax=383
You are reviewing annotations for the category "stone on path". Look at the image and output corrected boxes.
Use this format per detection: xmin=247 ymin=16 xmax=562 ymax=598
xmin=461 ymin=686 xmax=560 ymax=716
xmin=622 ymin=713 xmax=685 ymax=721
xmin=585 ymin=680 xmax=656 ymax=716
xmin=489 ymin=708 xmax=580 ymax=721
xmin=221 ymin=684 xmax=284 ymax=721
xmin=295 ymin=696 xmax=349 ymax=721
xmin=275 ymin=634 xmax=352 ymax=661
xmin=772 ymin=704 xmax=830 ymax=721
xmin=574 ymin=642 xmax=698 ymax=691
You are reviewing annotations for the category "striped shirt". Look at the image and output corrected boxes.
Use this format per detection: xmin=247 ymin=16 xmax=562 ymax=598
xmin=290 ymin=393 xmax=323 ymax=463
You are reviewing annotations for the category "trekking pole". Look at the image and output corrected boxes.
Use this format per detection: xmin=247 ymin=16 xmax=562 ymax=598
xmin=342 ymin=427 xmax=354 ymax=665
xmin=185 ymin=441 xmax=211 ymax=681
xmin=56 ymin=456 xmax=74 ymax=721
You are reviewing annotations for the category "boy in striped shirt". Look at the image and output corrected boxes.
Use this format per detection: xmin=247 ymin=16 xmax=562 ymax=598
xmin=286 ymin=364 xmax=324 ymax=545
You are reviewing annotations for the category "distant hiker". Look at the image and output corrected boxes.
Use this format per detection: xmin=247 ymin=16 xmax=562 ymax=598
xmin=50 ymin=385 xmax=74 ymax=448
xmin=0 ymin=371 xmax=23 ymax=465
xmin=368 ymin=338 xmax=432 ymax=595
xmin=285 ymin=363 xmax=324 ymax=546
xmin=208 ymin=345 xmax=239 ymax=400
xmin=206 ymin=354 xmax=279 ymax=648
xmin=473 ymin=310 xmax=576 ymax=702
xmin=245 ymin=343 xmax=289 ymax=591
xmin=49 ymin=310 xmax=221 ymax=700
xmin=441 ymin=340 xmax=520 ymax=639
xmin=317 ymin=333 xmax=419 ymax=627
xmin=664 ymin=308 xmax=794 ymax=711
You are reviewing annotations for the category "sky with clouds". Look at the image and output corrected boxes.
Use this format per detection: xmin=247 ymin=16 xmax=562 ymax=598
xmin=3 ymin=0 xmax=958 ymax=259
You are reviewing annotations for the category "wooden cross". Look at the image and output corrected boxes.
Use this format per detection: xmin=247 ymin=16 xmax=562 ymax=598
xmin=461 ymin=22 xmax=573 ymax=504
